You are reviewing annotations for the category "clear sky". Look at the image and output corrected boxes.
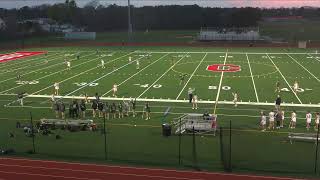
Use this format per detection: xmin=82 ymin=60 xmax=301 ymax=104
xmin=0 ymin=0 xmax=319 ymax=9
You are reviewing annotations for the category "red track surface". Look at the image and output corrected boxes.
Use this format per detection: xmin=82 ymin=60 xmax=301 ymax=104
xmin=0 ymin=157 xmax=306 ymax=180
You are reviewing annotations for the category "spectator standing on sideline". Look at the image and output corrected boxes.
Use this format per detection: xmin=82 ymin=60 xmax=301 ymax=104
xmin=275 ymin=95 xmax=281 ymax=111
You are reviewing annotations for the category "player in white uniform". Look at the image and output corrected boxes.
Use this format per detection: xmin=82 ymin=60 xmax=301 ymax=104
xmin=260 ymin=111 xmax=267 ymax=131
xmin=314 ymin=112 xmax=320 ymax=130
xmin=293 ymin=81 xmax=299 ymax=93
xmin=268 ymin=110 xmax=275 ymax=130
xmin=306 ymin=111 xmax=312 ymax=130
xmin=129 ymin=56 xmax=132 ymax=62
xmin=136 ymin=60 xmax=140 ymax=70
xmin=280 ymin=110 xmax=285 ymax=128
xmin=54 ymin=82 xmax=59 ymax=95
xmin=192 ymin=93 xmax=198 ymax=110
xmin=112 ymin=84 xmax=118 ymax=97
xmin=232 ymin=92 xmax=238 ymax=107
xmin=101 ymin=59 xmax=105 ymax=69
xmin=66 ymin=61 xmax=71 ymax=70
xmin=289 ymin=110 xmax=297 ymax=129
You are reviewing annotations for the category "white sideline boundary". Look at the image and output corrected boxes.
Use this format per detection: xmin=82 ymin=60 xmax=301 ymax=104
xmin=13 ymin=94 xmax=320 ymax=108
xmin=246 ymin=53 xmax=259 ymax=102
xmin=175 ymin=53 xmax=208 ymax=100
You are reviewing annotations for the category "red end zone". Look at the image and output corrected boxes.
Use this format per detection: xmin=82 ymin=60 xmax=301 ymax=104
xmin=0 ymin=51 xmax=46 ymax=63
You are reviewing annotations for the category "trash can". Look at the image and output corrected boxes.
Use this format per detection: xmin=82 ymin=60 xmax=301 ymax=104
xmin=162 ymin=123 xmax=171 ymax=137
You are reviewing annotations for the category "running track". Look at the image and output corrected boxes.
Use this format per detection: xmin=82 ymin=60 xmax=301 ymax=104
xmin=0 ymin=157 xmax=307 ymax=180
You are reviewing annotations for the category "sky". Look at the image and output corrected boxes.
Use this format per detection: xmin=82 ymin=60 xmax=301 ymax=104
xmin=0 ymin=0 xmax=320 ymax=9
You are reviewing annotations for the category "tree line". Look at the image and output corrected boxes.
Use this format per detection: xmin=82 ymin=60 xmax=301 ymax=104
xmin=0 ymin=0 xmax=319 ymax=40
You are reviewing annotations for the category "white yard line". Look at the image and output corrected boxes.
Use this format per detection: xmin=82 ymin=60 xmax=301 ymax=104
xmin=213 ymin=51 xmax=228 ymax=114
xmin=0 ymin=52 xmax=98 ymax=94
xmin=137 ymin=53 xmax=189 ymax=98
xmin=31 ymin=52 xmax=135 ymax=95
xmin=101 ymin=53 xmax=170 ymax=97
xmin=61 ymin=55 xmax=146 ymax=98
xmin=0 ymin=52 xmax=62 ymax=76
xmin=175 ymin=53 xmax=208 ymax=100
xmin=266 ymin=53 xmax=302 ymax=104
xmin=9 ymin=94 xmax=320 ymax=108
xmin=0 ymin=51 xmax=88 ymax=84
xmin=287 ymin=54 xmax=320 ymax=82
xmin=246 ymin=53 xmax=259 ymax=102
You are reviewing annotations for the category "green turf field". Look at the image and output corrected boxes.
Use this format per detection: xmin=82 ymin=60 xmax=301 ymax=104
xmin=0 ymin=46 xmax=320 ymax=179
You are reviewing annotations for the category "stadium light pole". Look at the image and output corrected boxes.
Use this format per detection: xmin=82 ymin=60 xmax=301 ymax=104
xmin=127 ymin=0 xmax=133 ymax=42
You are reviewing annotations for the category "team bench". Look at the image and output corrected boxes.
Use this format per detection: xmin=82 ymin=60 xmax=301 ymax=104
xmin=288 ymin=133 xmax=320 ymax=144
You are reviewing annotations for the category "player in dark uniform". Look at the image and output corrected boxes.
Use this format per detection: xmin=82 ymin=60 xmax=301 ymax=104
xmin=143 ymin=102 xmax=151 ymax=120
xmin=131 ymin=98 xmax=136 ymax=117
xmin=111 ymin=102 xmax=117 ymax=119
xmin=275 ymin=80 xmax=281 ymax=93
xmin=98 ymin=101 xmax=104 ymax=118
xmin=92 ymin=100 xmax=98 ymax=118
xmin=103 ymin=102 xmax=110 ymax=120
xmin=16 ymin=73 xmax=21 ymax=82
xmin=80 ymin=100 xmax=86 ymax=119
xmin=171 ymin=56 xmax=175 ymax=65
xmin=59 ymin=102 xmax=66 ymax=119
xmin=118 ymin=102 xmax=123 ymax=118
xmin=17 ymin=92 xmax=26 ymax=106
xmin=179 ymin=74 xmax=187 ymax=85
xmin=76 ymin=52 xmax=80 ymax=60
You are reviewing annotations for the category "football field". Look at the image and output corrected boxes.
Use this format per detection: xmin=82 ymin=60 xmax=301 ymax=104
xmin=1 ymin=48 xmax=320 ymax=108
xmin=1 ymin=47 xmax=320 ymax=179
